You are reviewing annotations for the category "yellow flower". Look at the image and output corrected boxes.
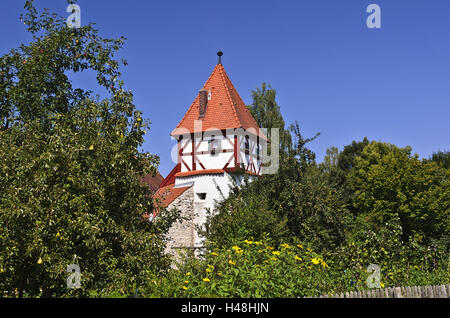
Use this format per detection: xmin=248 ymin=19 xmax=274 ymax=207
xmin=295 ymin=255 xmax=302 ymax=261
xmin=203 ymin=278 xmax=210 ymax=283
xmin=266 ymin=246 xmax=274 ymax=251
xmin=217 ymin=272 xmax=222 ymax=276
xmin=182 ymin=286 xmax=188 ymax=290
xmin=311 ymin=258 xmax=320 ymax=265
xmin=232 ymin=246 xmax=243 ymax=254
xmin=281 ymin=243 xmax=290 ymax=249
xmin=56 ymin=232 xmax=60 ymax=238
xmin=244 ymin=240 xmax=253 ymax=244
xmin=211 ymin=252 xmax=219 ymax=256
xmin=206 ymin=268 xmax=212 ymax=273
xmin=184 ymin=280 xmax=189 ymax=284
xmin=228 ymin=260 xmax=236 ymax=265
xmin=89 ymin=145 xmax=94 ymax=150
xmin=321 ymin=261 xmax=328 ymax=268
xmin=37 ymin=258 xmax=43 ymax=264
xmin=380 ymin=282 xmax=385 ymax=288
xmin=186 ymin=272 xmax=191 ymax=276
xmin=270 ymin=257 xmax=278 ymax=261
xmin=272 ymin=251 xmax=280 ymax=256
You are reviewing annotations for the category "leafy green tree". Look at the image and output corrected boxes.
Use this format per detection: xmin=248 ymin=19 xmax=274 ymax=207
xmin=248 ymin=83 xmax=293 ymax=155
xmin=348 ymin=141 xmax=449 ymax=244
xmin=201 ymin=180 xmax=289 ymax=249
xmin=337 ymin=137 xmax=370 ymax=172
xmin=0 ymin=0 xmax=177 ymax=297
xmin=321 ymin=138 xmax=370 ymax=193
xmin=427 ymin=150 xmax=450 ymax=170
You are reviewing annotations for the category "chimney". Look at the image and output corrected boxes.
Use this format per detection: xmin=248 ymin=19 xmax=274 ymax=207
xmin=199 ymin=89 xmax=208 ymax=118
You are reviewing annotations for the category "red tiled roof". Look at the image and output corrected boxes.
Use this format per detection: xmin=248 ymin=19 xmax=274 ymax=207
xmin=175 ymin=169 xmax=225 ymax=178
xmin=171 ymin=64 xmax=266 ymax=140
xmin=141 ymin=171 xmax=164 ymax=193
xmin=159 ymin=164 xmax=180 ymax=188
xmin=153 ymin=184 xmax=191 ymax=208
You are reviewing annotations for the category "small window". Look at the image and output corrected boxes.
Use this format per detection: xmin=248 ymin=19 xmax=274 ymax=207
xmin=208 ymin=135 xmax=219 ymax=156
xmin=196 ymin=193 xmax=207 ymax=200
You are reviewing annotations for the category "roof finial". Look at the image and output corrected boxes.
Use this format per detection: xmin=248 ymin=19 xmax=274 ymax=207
xmin=217 ymin=50 xmax=223 ymax=65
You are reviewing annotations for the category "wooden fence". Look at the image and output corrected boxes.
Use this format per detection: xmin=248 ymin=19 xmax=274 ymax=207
xmin=312 ymin=284 xmax=449 ymax=298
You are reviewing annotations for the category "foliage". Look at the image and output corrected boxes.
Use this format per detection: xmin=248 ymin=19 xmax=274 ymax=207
xmin=202 ymin=124 xmax=349 ymax=252
xmin=142 ymin=238 xmax=333 ymax=298
xmin=426 ymin=150 xmax=450 ymax=170
xmin=326 ymin=217 xmax=449 ymax=290
xmin=201 ymin=178 xmax=289 ymax=249
xmin=140 ymin=235 xmax=449 ymax=298
xmin=247 ymin=83 xmax=293 ymax=155
xmin=348 ymin=141 xmax=449 ymax=244
xmin=0 ymin=0 xmax=176 ymax=297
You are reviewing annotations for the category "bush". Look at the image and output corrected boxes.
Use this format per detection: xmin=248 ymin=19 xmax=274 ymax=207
xmin=139 ymin=230 xmax=449 ymax=298
xmin=142 ymin=237 xmax=333 ymax=298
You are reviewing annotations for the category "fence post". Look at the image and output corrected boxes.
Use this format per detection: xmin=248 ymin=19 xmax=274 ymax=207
xmin=393 ymin=287 xmax=403 ymax=298
xmin=428 ymin=285 xmax=434 ymax=298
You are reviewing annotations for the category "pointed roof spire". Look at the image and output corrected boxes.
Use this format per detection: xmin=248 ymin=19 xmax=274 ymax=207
xmin=217 ymin=50 xmax=223 ymax=65
xmin=171 ymin=61 xmax=267 ymax=140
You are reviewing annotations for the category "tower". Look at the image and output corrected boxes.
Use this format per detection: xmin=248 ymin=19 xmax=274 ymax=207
xmin=153 ymin=52 xmax=266 ymax=253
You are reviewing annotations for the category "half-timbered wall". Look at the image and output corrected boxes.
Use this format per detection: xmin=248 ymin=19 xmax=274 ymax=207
xmin=177 ymin=129 xmax=263 ymax=176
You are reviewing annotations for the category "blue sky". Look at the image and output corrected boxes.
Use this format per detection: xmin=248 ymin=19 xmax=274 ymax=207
xmin=1 ymin=0 xmax=449 ymax=177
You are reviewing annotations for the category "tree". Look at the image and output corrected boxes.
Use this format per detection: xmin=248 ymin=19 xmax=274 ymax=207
xmin=248 ymin=83 xmax=293 ymax=155
xmin=348 ymin=141 xmax=449 ymax=244
xmin=337 ymin=137 xmax=370 ymax=172
xmin=427 ymin=150 xmax=450 ymax=170
xmin=0 ymin=0 xmax=176 ymax=297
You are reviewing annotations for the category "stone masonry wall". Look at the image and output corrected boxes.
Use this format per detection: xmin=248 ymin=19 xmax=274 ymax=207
xmin=165 ymin=186 xmax=195 ymax=256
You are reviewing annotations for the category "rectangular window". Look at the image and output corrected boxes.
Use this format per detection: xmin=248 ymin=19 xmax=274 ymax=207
xmin=196 ymin=193 xmax=207 ymax=200
xmin=208 ymin=135 xmax=219 ymax=156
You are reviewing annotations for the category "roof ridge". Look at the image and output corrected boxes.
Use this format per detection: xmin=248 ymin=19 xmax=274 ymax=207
xmin=221 ymin=66 xmax=262 ymax=134
xmin=170 ymin=62 xmax=266 ymax=140
xmin=218 ymin=65 xmax=241 ymax=128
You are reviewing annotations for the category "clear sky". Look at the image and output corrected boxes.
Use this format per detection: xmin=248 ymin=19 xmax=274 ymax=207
xmin=1 ymin=0 xmax=449 ymax=177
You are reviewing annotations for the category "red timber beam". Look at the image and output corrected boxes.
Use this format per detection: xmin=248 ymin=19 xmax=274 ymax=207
xmin=179 ymin=135 xmax=191 ymax=171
